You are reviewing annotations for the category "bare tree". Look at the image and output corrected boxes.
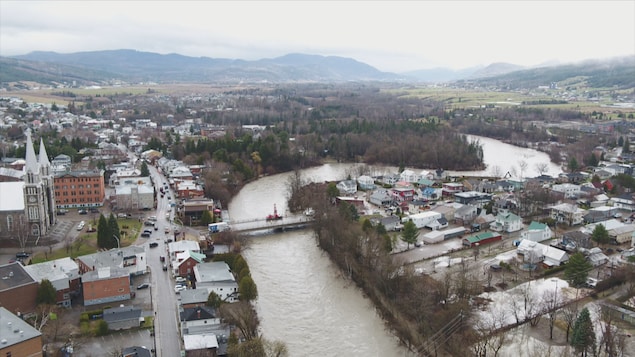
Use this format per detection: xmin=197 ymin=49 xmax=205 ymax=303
xmin=541 ymin=286 xmax=563 ymax=339
xmin=535 ymin=162 xmax=549 ymax=176
xmin=490 ymin=165 xmax=503 ymax=179
xmin=561 ymin=303 xmax=579 ymax=342
xmin=518 ymin=160 xmax=528 ymax=182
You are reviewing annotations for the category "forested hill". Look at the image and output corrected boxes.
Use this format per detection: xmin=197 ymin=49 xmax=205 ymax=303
xmin=457 ymin=56 xmax=635 ymax=90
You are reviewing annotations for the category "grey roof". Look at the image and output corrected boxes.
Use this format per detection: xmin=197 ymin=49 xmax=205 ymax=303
xmin=78 ymin=246 xmax=144 ymax=270
xmin=81 ymin=266 xmax=129 ymax=283
xmin=121 ymin=346 xmax=152 ymax=357
xmin=193 ymin=261 xmax=235 ymax=284
xmin=0 ymin=307 xmax=42 ymax=348
xmin=180 ymin=288 xmax=211 ymax=305
xmin=0 ymin=262 xmax=36 ymax=292
xmin=103 ymin=306 xmax=142 ymax=323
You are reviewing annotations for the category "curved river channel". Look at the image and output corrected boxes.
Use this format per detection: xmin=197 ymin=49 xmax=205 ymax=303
xmin=228 ymin=136 xmax=562 ymax=356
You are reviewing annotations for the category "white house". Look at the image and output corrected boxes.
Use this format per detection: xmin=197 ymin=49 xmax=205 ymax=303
xmin=551 ymin=183 xmax=582 ymax=199
xmin=491 ymin=212 xmax=523 ymax=233
xmin=543 ymin=246 xmax=569 ymax=267
xmin=550 ymin=202 xmax=586 ymax=226
xmin=357 ymin=175 xmax=375 ymax=190
xmin=336 ymin=180 xmax=358 ymax=196
xmin=193 ymin=261 xmax=238 ymax=303
xmin=520 ymin=221 xmax=552 ymax=242
xmin=399 ymin=169 xmax=419 ymax=183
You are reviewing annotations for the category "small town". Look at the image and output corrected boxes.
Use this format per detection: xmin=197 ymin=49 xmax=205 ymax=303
xmin=0 ymin=2 xmax=634 ymax=355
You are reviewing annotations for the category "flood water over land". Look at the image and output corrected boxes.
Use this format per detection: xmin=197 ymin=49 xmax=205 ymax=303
xmin=228 ymin=135 xmax=562 ymax=356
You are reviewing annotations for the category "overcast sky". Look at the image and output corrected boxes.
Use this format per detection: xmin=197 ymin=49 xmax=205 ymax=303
xmin=1 ymin=1 xmax=633 ymax=73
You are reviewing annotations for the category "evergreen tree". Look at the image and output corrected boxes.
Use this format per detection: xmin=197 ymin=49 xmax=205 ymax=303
xmin=36 ymin=279 xmax=57 ymax=305
xmin=97 ymin=214 xmax=110 ymax=249
xmin=108 ymin=214 xmax=120 ymax=248
xmin=591 ymin=223 xmax=609 ymax=246
xmin=623 ymin=137 xmax=631 ymax=154
xmin=571 ymin=307 xmax=595 ymax=356
xmin=206 ymin=291 xmax=223 ymax=308
xmin=239 ymin=276 xmax=258 ymax=301
xmin=400 ymin=220 xmax=419 ymax=250
xmin=564 ymin=252 xmax=593 ymax=287
xmin=140 ymin=161 xmax=150 ymax=177
xmin=200 ymin=210 xmax=214 ymax=226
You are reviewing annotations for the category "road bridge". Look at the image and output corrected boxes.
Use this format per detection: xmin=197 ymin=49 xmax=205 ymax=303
xmin=227 ymin=214 xmax=314 ymax=234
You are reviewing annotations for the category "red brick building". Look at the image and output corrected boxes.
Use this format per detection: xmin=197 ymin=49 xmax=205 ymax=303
xmin=54 ymin=169 xmax=105 ymax=209
xmin=81 ymin=267 xmax=131 ymax=306
xmin=0 ymin=262 xmax=38 ymax=315
xmin=0 ymin=307 xmax=43 ymax=357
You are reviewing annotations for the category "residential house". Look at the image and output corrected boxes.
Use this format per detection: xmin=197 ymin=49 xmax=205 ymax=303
xmin=562 ymin=230 xmax=591 ymax=250
xmin=494 ymin=180 xmax=517 ymax=192
xmin=610 ymin=193 xmax=635 ymax=212
xmin=377 ymin=216 xmax=401 ymax=232
xmin=520 ymin=221 xmax=552 ymax=243
xmin=180 ymin=288 xmax=213 ymax=309
xmin=453 ymin=191 xmax=492 ymax=207
xmin=0 ymin=307 xmax=43 ymax=357
xmin=392 ymin=187 xmax=416 ymax=202
xmin=0 ymin=262 xmax=38 ymax=314
xmin=357 ymin=175 xmax=375 ymax=190
xmin=420 ymin=186 xmax=441 ymax=201
xmin=175 ymin=250 xmax=206 ymax=279
xmin=473 ymin=212 xmax=496 ymax=231
xmin=399 ymin=169 xmax=418 ymax=183
xmin=336 ymin=180 xmax=357 ymax=196
xmin=180 ymin=306 xmax=221 ymax=331
xmin=168 ymin=240 xmax=201 ymax=262
xmin=193 ymin=262 xmax=238 ymax=303
xmin=81 ymin=267 xmax=131 ymax=306
xmin=183 ymin=334 xmax=219 ymax=357
xmin=23 ymin=257 xmax=80 ymax=307
xmin=490 ymin=212 xmax=523 ymax=233
xmin=609 ymin=224 xmax=635 ymax=244
xmin=103 ymin=305 xmax=146 ymax=330
xmin=454 ymin=204 xmax=478 ymax=225
xmin=583 ymin=206 xmax=614 ymax=224
xmin=551 ymin=183 xmax=581 ymax=199
xmin=543 ymin=246 xmax=569 ymax=267
xmin=581 ymin=219 xmax=624 ymax=236
xmin=122 ymin=346 xmax=152 ymax=357
xmin=587 ymin=247 xmax=608 ymax=266
xmin=516 ymin=240 xmax=546 ymax=264
xmin=442 ymin=182 xmax=463 ymax=197
xmin=550 ymin=202 xmax=586 ymax=226
xmin=369 ymin=189 xmax=393 ymax=207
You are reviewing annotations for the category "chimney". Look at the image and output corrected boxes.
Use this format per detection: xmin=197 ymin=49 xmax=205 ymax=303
xmin=197 ymin=308 xmax=201 ymax=319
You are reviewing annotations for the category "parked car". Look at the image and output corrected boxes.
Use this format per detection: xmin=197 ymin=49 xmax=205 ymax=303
xmin=174 ymin=285 xmax=186 ymax=294
xmin=162 ymin=263 xmax=168 ymax=271
xmin=164 ymin=227 xmax=170 ymax=234
xmin=77 ymin=221 xmax=85 ymax=231
xmin=149 ymin=242 xmax=159 ymax=248
xmin=141 ymin=230 xmax=152 ymax=238
xmin=154 ymin=223 xmax=158 ymax=231
xmin=15 ymin=252 xmax=30 ymax=259
xmin=78 ymin=209 xmax=88 ymax=215
xmin=137 ymin=283 xmax=150 ymax=290
xmin=175 ymin=276 xmax=187 ymax=284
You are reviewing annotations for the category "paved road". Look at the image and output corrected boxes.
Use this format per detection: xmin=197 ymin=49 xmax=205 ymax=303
xmin=146 ymin=163 xmax=183 ymax=357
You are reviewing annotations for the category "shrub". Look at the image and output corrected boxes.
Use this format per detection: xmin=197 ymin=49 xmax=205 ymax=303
xmin=95 ymin=320 xmax=109 ymax=336
xmin=80 ymin=313 xmax=89 ymax=322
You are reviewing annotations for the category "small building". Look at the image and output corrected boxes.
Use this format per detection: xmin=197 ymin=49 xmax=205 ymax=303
xmin=490 ymin=212 xmax=523 ymax=233
xmin=357 ymin=175 xmax=375 ymax=191
xmin=609 ymin=224 xmax=635 ymax=244
xmin=193 ymin=262 xmax=238 ymax=303
xmin=369 ymin=189 xmax=393 ymax=207
xmin=543 ymin=246 xmax=569 ymax=267
xmin=175 ymin=250 xmax=206 ymax=279
xmin=0 ymin=262 xmax=38 ymax=315
xmin=103 ymin=305 xmax=145 ymax=330
xmin=122 ymin=346 xmax=152 ymax=357
xmin=81 ymin=267 xmax=131 ymax=306
xmin=336 ymin=180 xmax=358 ymax=196
xmin=183 ymin=334 xmax=219 ymax=357
xmin=520 ymin=221 xmax=552 ymax=243
xmin=23 ymin=257 xmax=80 ymax=307
xmin=0 ymin=307 xmax=43 ymax=357
xmin=180 ymin=288 xmax=213 ymax=309
xmin=335 ymin=196 xmax=365 ymax=210
xmin=462 ymin=232 xmax=502 ymax=247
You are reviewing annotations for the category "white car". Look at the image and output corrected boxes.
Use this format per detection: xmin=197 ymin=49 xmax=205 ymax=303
xmin=77 ymin=221 xmax=85 ymax=231
xmin=175 ymin=276 xmax=187 ymax=284
xmin=174 ymin=285 xmax=187 ymax=294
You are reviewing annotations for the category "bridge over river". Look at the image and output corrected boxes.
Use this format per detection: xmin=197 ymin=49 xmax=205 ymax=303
xmin=228 ymin=214 xmax=314 ymax=234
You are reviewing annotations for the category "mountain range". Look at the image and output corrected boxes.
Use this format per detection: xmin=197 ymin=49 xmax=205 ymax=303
xmin=1 ymin=49 xmax=633 ymax=89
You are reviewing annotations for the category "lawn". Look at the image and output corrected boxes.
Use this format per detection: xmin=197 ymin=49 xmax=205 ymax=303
xmin=31 ymin=219 xmax=142 ymax=263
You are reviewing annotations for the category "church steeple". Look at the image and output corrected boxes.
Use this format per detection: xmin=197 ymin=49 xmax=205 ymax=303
xmin=39 ymin=137 xmax=51 ymax=167
xmin=24 ymin=129 xmax=39 ymax=175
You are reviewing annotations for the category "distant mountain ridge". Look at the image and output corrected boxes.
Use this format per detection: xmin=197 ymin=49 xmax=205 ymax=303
xmin=1 ymin=49 xmax=633 ymax=89
xmin=5 ymin=49 xmax=403 ymax=84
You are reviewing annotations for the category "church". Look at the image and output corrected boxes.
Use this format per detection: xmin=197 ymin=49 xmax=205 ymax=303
xmin=0 ymin=130 xmax=56 ymax=245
